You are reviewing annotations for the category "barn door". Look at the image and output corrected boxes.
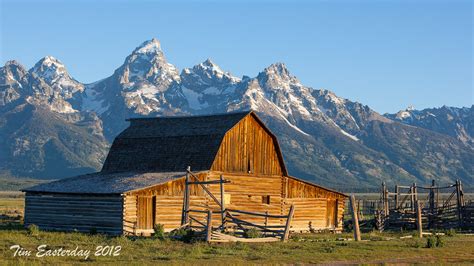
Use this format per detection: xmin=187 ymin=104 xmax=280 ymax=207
xmin=326 ymin=199 xmax=338 ymax=228
xmin=137 ymin=196 xmax=155 ymax=229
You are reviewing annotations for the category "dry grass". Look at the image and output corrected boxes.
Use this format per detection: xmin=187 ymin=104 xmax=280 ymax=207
xmin=0 ymin=192 xmax=473 ymax=265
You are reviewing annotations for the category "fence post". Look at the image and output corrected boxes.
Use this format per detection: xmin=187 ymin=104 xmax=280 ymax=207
xmin=412 ymin=183 xmax=417 ymax=211
xmin=219 ymin=174 xmax=225 ymax=229
xmin=283 ymin=205 xmax=295 ymax=242
xmin=395 ymin=185 xmax=399 ymax=210
xmin=264 ymin=211 xmax=268 ymax=237
xmin=182 ymin=166 xmax=191 ymax=225
xmin=456 ymin=179 xmax=463 ymax=228
xmin=415 ymin=200 xmax=423 ymax=238
xmin=382 ymin=182 xmax=389 ymax=216
xmin=206 ymin=210 xmax=213 ymax=243
xmin=429 ymin=180 xmax=435 ymax=228
xmin=350 ymin=195 xmax=361 ymax=241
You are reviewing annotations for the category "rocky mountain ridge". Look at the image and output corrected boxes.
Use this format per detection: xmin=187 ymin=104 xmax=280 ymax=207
xmin=1 ymin=38 xmax=472 ymax=190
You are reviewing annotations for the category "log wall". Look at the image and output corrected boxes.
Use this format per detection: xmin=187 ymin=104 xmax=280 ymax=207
xmin=24 ymin=192 xmax=123 ymax=235
xmin=123 ymin=171 xmax=346 ymax=233
xmin=125 ymin=172 xmax=208 ymax=232
xmin=284 ymin=177 xmax=346 ymax=231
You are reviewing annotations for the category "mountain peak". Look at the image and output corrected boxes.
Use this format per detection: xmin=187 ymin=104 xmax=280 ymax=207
xmin=202 ymin=58 xmax=216 ymax=66
xmin=198 ymin=58 xmax=224 ymax=73
xmin=257 ymin=62 xmax=298 ymax=84
xmin=4 ymin=60 xmax=24 ymax=68
xmin=133 ymin=38 xmax=162 ymax=55
xmin=31 ymin=56 xmax=68 ymax=82
xmin=265 ymin=62 xmax=290 ymax=75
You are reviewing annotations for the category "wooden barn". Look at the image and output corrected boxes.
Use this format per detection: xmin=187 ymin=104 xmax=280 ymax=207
xmin=23 ymin=111 xmax=347 ymax=237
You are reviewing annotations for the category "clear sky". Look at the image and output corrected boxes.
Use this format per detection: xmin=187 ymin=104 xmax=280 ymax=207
xmin=0 ymin=0 xmax=472 ymax=113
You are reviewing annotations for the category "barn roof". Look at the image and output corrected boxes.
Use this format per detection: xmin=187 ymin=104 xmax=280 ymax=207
xmin=22 ymin=171 xmax=187 ymax=194
xmin=101 ymin=111 xmax=255 ymax=173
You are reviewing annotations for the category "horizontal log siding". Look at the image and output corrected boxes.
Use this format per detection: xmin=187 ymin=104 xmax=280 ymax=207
xmin=123 ymin=172 xmax=346 ymax=234
xmin=211 ymin=115 xmax=283 ymax=176
xmin=24 ymin=192 xmax=123 ymax=235
xmin=284 ymin=177 xmax=346 ymax=232
xmin=125 ymin=173 xmax=207 ymax=231
xmin=207 ymin=172 xmax=284 ymax=227
xmin=123 ymin=195 xmax=137 ymax=235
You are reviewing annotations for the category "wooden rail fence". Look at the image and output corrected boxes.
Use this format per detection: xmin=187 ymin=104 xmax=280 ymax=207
xmin=352 ymin=180 xmax=472 ymax=232
xmin=179 ymin=167 xmax=296 ymax=243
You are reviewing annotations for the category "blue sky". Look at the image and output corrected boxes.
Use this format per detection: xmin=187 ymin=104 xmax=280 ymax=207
xmin=0 ymin=0 xmax=472 ymax=113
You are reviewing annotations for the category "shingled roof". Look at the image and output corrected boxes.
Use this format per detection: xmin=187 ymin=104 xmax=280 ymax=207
xmin=101 ymin=111 xmax=252 ymax=173
xmin=23 ymin=171 xmax=187 ymax=194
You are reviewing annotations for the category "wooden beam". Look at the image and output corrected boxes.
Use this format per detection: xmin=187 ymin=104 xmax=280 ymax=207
xmin=395 ymin=185 xmax=399 ymax=210
xmin=188 ymin=170 xmax=222 ymax=209
xmin=283 ymin=205 xmax=295 ymax=242
xmin=264 ymin=211 xmax=268 ymax=237
xmin=182 ymin=166 xmax=191 ymax=225
xmin=350 ymin=195 xmax=361 ymax=241
xmin=429 ymin=179 xmax=435 ymax=228
xmin=415 ymin=200 xmax=423 ymax=238
xmin=412 ymin=183 xmax=417 ymax=211
xmin=206 ymin=210 xmax=213 ymax=243
xmin=220 ymin=174 xmax=225 ymax=229
xmin=226 ymin=216 xmax=285 ymax=233
xmin=456 ymin=179 xmax=463 ymax=228
xmin=227 ymin=209 xmax=289 ymax=219
xmin=188 ymin=180 xmax=230 ymax=185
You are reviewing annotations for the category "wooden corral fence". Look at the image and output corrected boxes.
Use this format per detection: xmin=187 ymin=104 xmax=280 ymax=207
xmin=370 ymin=180 xmax=473 ymax=231
xmin=179 ymin=167 xmax=295 ymax=243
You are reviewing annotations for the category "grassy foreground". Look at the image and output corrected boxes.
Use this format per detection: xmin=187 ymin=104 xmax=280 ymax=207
xmin=1 ymin=227 xmax=474 ymax=265
xmin=1 ymin=192 xmax=474 ymax=265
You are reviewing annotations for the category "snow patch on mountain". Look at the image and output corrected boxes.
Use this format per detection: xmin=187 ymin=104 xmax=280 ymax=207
xmin=340 ymin=129 xmax=359 ymax=141
xmin=280 ymin=114 xmax=310 ymax=136
xmin=181 ymin=86 xmax=209 ymax=110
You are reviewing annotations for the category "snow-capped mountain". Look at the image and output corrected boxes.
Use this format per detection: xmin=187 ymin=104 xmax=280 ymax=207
xmin=0 ymin=60 xmax=107 ymax=179
xmin=1 ymin=38 xmax=472 ymax=189
xmin=30 ymin=56 xmax=84 ymax=99
xmin=386 ymin=106 xmax=474 ymax=146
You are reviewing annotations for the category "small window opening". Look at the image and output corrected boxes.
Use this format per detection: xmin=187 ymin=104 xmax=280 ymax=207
xmin=262 ymin=195 xmax=271 ymax=204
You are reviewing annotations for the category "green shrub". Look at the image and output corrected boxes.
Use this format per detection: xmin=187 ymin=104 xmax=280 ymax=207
xmin=409 ymin=239 xmax=422 ymax=248
xmin=169 ymin=228 xmax=194 ymax=242
xmin=425 ymin=235 xmax=444 ymax=248
xmin=445 ymin=228 xmax=456 ymax=237
xmin=153 ymin=224 xmax=165 ymax=240
xmin=425 ymin=236 xmax=436 ymax=248
xmin=27 ymin=224 xmax=40 ymax=236
xmin=436 ymin=235 xmax=444 ymax=247
xmin=244 ymin=228 xmax=261 ymax=238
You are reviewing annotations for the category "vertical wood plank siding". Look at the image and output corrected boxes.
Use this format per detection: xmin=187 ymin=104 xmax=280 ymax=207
xmin=211 ymin=115 xmax=283 ymax=176
xmin=24 ymin=192 xmax=123 ymax=235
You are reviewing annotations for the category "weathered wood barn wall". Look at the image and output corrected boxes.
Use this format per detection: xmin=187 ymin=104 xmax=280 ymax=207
xmin=24 ymin=111 xmax=347 ymax=235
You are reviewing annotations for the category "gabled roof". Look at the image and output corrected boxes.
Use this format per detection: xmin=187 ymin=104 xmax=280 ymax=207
xmin=23 ymin=171 xmax=187 ymax=194
xmin=101 ymin=111 xmax=252 ymax=173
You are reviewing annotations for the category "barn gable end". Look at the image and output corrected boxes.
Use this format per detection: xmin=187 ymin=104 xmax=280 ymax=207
xmin=211 ymin=113 xmax=287 ymax=176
